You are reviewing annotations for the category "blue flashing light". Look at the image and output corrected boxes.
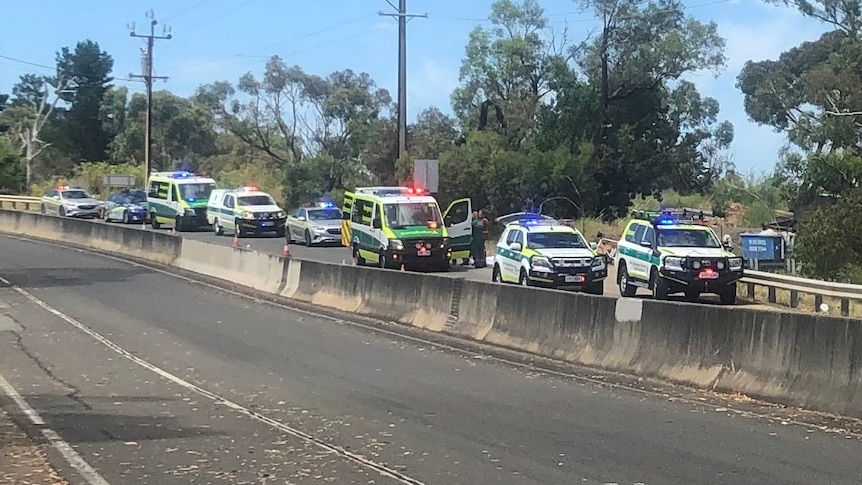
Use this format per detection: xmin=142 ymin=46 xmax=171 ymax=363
xmin=317 ymin=201 xmax=335 ymax=208
xmin=656 ymin=216 xmax=677 ymax=225
xmin=185 ymin=197 xmax=197 ymax=202
xmin=169 ymin=171 xmax=193 ymax=179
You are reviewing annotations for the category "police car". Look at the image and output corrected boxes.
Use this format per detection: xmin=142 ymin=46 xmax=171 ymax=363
xmin=286 ymin=201 xmax=343 ymax=246
xmin=206 ymin=185 xmax=287 ymax=237
xmin=614 ymin=209 xmax=743 ymax=303
xmin=40 ymin=186 xmax=102 ymax=218
xmin=491 ymin=213 xmax=607 ymax=294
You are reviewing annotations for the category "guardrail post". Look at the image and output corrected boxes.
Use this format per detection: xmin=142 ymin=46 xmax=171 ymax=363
xmin=747 ymin=282 xmax=755 ymax=299
xmin=767 ymin=286 xmax=776 ymax=303
xmin=815 ymin=294 xmax=823 ymax=312
xmin=841 ymin=298 xmax=849 ymax=317
xmin=790 ymin=290 xmax=799 ymax=309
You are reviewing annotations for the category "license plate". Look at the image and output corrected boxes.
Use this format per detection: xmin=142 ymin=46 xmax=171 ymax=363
xmin=260 ymin=221 xmax=273 ymax=227
xmin=565 ymin=275 xmax=583 ymax=283
xmin=699 ymin=270 xmax=719 ymax=279
xmin=417 ymin=247 xmax=430 ymax=256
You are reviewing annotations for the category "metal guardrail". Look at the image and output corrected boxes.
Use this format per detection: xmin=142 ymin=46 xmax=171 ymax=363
xmin=0 ymin=195 xmax=41 ymax=212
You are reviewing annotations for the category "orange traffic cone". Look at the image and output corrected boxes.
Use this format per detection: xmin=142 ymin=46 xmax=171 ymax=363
xmin=232 ymin=232 xmax=240 ymax=249
xmin=282 ymin=241 xmax=291 ymax=258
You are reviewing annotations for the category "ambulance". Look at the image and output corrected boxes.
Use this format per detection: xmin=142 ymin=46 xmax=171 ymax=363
xmin=147 ymin=171 xmax=217 ymax=231
xmin=340 ymin=186 xmax=472 ymax=271
xmin=207 ymin=185 xmax=287 ymax=237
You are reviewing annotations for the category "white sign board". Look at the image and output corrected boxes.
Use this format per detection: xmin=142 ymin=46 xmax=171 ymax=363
xmin=103 ymin=175 xmax=135 ymax=188
xmin=413 ymin=159 xmax=439 ymax=193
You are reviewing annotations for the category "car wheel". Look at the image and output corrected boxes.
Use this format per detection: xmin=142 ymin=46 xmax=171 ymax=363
xmin=618 ymin=263 xmax=637 ymax=297
xmin=353 ymin=245 xmax=366 ymax=266
xmin=651 ymin=270 xmax=668 ymax=300
xmin=122 ymin=211 xmax=130 ymax=224
xmin=720 ymin=283 xmax=737 ymax=305
xmin=59 ymin=206 xmax=66 ymax=217
xmin=213 ymin=219 xmax=224 ymax=236
xmin=304 ymin=229 xmax=312 ymax=247
xmin=519 ymin=269 xmax=530 ymax=287
xmin=151 ymin=213 xmax=161 ymax=230
xmin=492 ymin=264 xmax=502 ymax=283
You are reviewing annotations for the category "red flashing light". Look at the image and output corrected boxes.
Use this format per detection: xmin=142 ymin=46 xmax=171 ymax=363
xmin=697 ymin=268 xmax=719 ymax=280
xmin=244 ymin=185 xmax=259 ymax=191
xmin=427 ymin=221 xmax=438 ymax=229
xmin=406 ymin=186 xmax=426 ymax=195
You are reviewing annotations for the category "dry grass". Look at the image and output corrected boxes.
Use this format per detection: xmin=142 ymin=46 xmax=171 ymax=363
xmin=0 ymin=408 xmax=69 ymax=484
xmin=736 ymin=283 xmax=862 ymax=318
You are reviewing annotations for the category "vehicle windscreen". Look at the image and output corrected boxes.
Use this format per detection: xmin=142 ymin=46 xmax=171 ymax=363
xmin=238 ymin=195 xmax=275 ymax=206
xmin=180 ymin=183 xmax=215 ymax=201
xmin=308 ymin=208 xmax=342 ymax=220
xmin=528 ymin=231 xmax=587 ymax=249
xmin=118 ymin=191 xmax=146 ymax=204
xmin=384 ymin=202 xmax=443 ymax=228
xmin=63 ymin=190 xmax=90 ymax=199
xmin=657 ymin=228 xmax=721 ymax=248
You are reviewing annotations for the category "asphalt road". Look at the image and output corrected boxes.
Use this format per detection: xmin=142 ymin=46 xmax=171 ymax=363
xmin=0 ymin=234 xmax=860 ymax=484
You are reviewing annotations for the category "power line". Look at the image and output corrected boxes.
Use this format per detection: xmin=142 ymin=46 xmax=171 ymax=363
xmin=379 ymin=0 xmax=426 ymax=161
xmin=128 ymin=10 xmax=172 ymax=177
xmin=162 ymin=0 xmax=219 ymax=21
xmin=0 ymin=53 xmax=139 ymax=83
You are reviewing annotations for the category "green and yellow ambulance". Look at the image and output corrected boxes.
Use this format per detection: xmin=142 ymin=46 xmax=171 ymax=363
xmin=340 ymin=186 xmax=473 ymax=271
xmin=146 ymin=171 xmax=217 ymax=231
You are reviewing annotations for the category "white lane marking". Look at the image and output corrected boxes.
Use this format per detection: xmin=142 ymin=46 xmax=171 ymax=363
xmin=0 ymin=275 xmax=425 ymax=485
xmin=0 ymin=372 xmax=110 ymax=485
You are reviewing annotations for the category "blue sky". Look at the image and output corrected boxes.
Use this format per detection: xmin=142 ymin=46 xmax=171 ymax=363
xmin=0 ymin=0 xmax=828 ymax=174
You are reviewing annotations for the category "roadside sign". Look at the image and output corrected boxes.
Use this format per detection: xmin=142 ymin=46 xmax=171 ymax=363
xmin=103 ymin=175 xmax=135 ymax=188
xmin=414 ymin=159 xmax=439 ymax=194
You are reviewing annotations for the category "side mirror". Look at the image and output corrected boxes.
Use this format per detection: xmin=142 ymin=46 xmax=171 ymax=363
xmin=444 ymin=215 xmax=453 ymax=227
xmin=342 ymin=212 xmax=350 ymax=220
xmin=297 ymin=216 xmax=305 ymax=221
xmin=372 ymin=219 xmax=382 ymax=229
xmin=589 ymin=242 xmax=598 ymax=250
xmin=640 ymin=240 xmax=651 ymax=248
xmin=723 ymin=242 xmax=733 ymax=250
xmin=509 ymin=242 xmax=522 ymax=252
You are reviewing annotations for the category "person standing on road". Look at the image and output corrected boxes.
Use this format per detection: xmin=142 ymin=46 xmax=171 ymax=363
xmin=479 ymin=209 xmax=490 ymax=266
xmin=470 ymin=212 xmax=486 ymax=268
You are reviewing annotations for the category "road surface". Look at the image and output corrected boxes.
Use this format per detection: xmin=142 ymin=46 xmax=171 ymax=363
xmin=0 ymin=234 xmax=859 ymax=484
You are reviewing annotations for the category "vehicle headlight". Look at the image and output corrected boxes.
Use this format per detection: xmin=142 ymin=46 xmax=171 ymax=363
xmin=692 ymin=260 xmax=701 ymax=269
xmin=389 ymin=238 xmax=404 ymax=251
xmin=313 ymin=226 xmax=327 ymax=232
xmin=591 ymin=256 xmax=606 ymax=270
xmin=716 ymin=261 xmax=725 ymax=270
xmin=663 ymin=256 xmax=685 ymax=271
xmin=277 ymin=211 xmax=285 ymax=218
xmin=728 ymin=257 xmax=743 ymax=271
xmin=242 ymin=211 xmax=254 ymax=219
xmin=185 ymin=208 xmax=196 ymax=216
xmin=530 ymin=256 xmax=553 ymax=272
xmin=441 ymin=237 xmax=449 ymax=249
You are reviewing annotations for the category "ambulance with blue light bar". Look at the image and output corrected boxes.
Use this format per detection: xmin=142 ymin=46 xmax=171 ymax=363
xmin=147 ymin=171 xmax=218 ymax=231
xmin=614 ymin=209 xmax=743 ymax=304
xmin=340 ymin=186 xmax=472 ymax=271
xmin=207 ymin=185 xmax=286 ymax=237
xmin=491 ymin=213 xmax=607 ymax=294
xmin=286 ymin=201 xmax=343 ymax=246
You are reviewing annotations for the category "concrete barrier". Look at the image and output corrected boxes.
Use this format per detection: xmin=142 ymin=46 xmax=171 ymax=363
xmin=0 ymin=210 xmax=180 ymax=265
xmin=175 ymin=239 xmax=285 ymax=293
xmin=3 ymin=210 xmax=862 ymax=418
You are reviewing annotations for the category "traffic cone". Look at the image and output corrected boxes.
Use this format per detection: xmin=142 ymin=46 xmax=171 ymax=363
xmin=282 ymin=241 xmax=291 ymax=258
xmin=400 ymin=264 xmax=406 ymax=272
xmin=232 ymin=232 xmax=240 ymax=249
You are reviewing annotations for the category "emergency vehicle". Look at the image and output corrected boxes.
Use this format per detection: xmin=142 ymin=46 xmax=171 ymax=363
xmin=40 ymin=186 xmax=102 ymax=218
xmin=340 ymin=186 xmax=472 ymax=271
xmin=491 ymin=213 xmax=607 ymax=294
xmin=207 ymin=185 xmax=287 ymax=237
xmin=614 ymin=209 xmax=743 ymax=303
xmin=286 ymin=201 xmax=342 ymax=246
xmin=147 ymin=171 xmax=217 ymax=231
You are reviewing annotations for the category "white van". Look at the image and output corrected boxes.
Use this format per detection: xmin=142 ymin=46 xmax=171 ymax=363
xmin=206 ymin=186 xmax=286 ymax=237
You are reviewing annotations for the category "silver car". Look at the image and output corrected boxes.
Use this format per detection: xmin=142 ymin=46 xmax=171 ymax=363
xmin=40 ymin=187 xmax=102 ymax=218
xmin=286 ymin=205 xmax=343 ymax=246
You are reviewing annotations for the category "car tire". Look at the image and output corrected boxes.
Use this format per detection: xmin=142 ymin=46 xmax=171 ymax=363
xmin=353 ymin=245 xmax=366 ymax=266
xmin=720 ymin=283 xmax=737 ymax=305
xmin=122 ymin=211 xmax=130 ymax=224
xmin=275 ymin=225 xmax=285 ymax=238
xmin=151 ymin=213 xmax=161 ymax=230
xmin=213 ymin=219 xmax=224 ymax=236
xmin=618 ymin=263 xmax=637 ymax=297
xmin=304 ymin=230 xmax=313 ymax=247
xmin=492 ymin=264 xmax=502 ymax=283
xmin=378 ymin=250 xmax=387 ymax=269
xmin=585 ymin=281 xmax=604 ymax=295
xmin=519 ymin=269 xmax=531 ymax=287
xmin=651 ymin=270 xmax=669 ymax=300
xmin=175 ymin=216 xmax=184 ymax=233
xmin=59 ymin=206 xmax=66 ymax=217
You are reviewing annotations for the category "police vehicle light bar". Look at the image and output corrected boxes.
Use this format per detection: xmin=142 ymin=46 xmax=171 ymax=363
xmin=355 ymin=186 xmax=427 ymax=196
xmin=151 ymin=171 xmax=209 ymax=179
xmin=633 ymin=208 xmax=707 ymax=226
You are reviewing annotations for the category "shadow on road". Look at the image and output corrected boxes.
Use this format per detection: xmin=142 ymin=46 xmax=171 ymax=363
xmin=0 ymin=267 xmax=147 ymax=290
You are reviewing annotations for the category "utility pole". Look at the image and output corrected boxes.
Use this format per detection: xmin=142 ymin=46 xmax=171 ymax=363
xmin=379 ymin=1 xmax=426 ymax=161
xmin=129 ymin=10 xmax=171 ymax=177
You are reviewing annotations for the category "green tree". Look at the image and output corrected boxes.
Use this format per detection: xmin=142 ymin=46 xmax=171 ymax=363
xmin=794 ymin=188 xmax=862 ymax=282
xmin=0 ymin=135 xmax=25 ymax=193
xmin=56 ymin=40 xmax=115 ymax=162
